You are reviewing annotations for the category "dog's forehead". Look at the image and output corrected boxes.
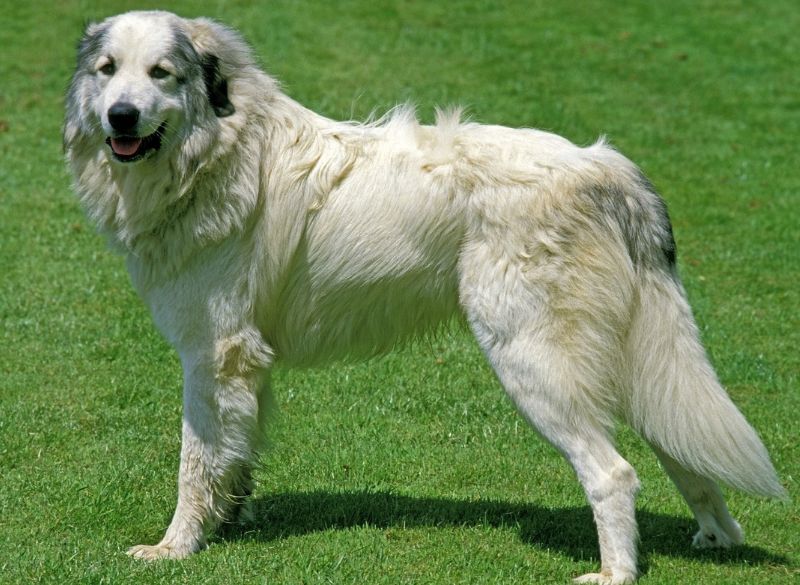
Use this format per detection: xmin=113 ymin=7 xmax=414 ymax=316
xmin=105 ymin=12 xmax=180 ymax=64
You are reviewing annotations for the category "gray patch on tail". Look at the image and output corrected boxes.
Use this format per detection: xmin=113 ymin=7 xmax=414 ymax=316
xmin=636 ymin=172 xmax=677 ymax=268
xmin=584 ymin=172 xmax=677 ymax=273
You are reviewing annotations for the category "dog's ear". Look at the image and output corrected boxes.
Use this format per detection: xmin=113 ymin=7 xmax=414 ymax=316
xmin=186 ymin=17 xmax=251 ymax=118
xmin=200 ymin=54 xmax=235 ymax=117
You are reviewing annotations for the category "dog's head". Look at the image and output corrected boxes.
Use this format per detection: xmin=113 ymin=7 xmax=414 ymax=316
xmin=65 ymin=11 xmax=247 ymax=164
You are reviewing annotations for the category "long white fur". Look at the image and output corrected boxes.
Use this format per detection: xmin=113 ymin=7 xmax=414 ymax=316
xmin=64 ymin=11 xmax=786 ymax=584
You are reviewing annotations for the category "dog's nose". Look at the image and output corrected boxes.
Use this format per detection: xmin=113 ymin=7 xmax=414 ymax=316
xmin=108 ymin=102 xmax=140 ymax=133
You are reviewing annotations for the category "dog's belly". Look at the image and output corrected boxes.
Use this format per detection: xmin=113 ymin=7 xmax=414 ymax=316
xmin=271 ymin=259 xmax=461 ymax=365
xmin=267 ymin=181 xmax=465 ymax=365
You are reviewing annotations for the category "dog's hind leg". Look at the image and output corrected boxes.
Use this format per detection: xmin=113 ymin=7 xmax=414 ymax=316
xmin=463 ymin=329 xmax=639 ymax=581
xmin=650 ymin=445 xmax=743 ymax=548
xmin=128 ymin=330 xmax=272 ymax=560
xmin=475 ymin=331 xmax=640 ymax=584
xmin=460 ymin=238 xmax=640 ymax=583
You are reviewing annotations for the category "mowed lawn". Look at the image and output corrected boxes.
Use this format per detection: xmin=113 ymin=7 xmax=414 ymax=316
xmin=1 ymin=1 xmax=798 ymax=583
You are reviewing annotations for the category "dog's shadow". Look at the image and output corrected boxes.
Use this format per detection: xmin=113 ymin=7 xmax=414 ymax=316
xmin=223 ymin=490 xmax=790 ymax=574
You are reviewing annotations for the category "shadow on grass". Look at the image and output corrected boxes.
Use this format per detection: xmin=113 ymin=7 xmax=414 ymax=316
xmin=222 ymin=489 xmax=790 ymax=573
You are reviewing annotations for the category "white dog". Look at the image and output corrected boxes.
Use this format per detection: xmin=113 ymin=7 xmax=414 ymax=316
xmin=64 ymin=11 xmax=785 ymax=584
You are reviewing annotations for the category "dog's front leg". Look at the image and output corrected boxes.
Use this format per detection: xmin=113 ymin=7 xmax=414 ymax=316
xmin=128 ymin=334 xmax=271 ymax=560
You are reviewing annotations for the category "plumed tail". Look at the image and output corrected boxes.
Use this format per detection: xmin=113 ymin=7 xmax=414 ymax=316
xmin=624 ymin=269 xmax=787 ymax=499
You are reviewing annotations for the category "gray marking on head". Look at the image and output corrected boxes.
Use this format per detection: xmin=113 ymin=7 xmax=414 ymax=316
xmin=167 ymin=20 xmax=235 ymax=116
xmin=169 ymin=26 xmax=203 ymax=84
xmin=75 ymin=21 xmax=110 ymax=72
xmin=64 ymin=21 xmax=111 ymax=150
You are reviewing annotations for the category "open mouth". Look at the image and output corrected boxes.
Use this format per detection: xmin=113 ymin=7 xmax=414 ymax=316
xmin=105 ymin=122 xmax=167 ymax=163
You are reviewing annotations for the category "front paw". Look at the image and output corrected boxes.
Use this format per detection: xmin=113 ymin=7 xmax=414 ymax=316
xmin=127 ymin=539 xmax=201 ymax=560
xmin=574 ymin=570 xmax=637 ymax=584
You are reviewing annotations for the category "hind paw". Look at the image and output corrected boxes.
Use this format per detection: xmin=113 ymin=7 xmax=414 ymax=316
xmin=692 ymin=518 xmax=744 ymax=549
xmin=692 ymin=528 xmax=736 ymax=549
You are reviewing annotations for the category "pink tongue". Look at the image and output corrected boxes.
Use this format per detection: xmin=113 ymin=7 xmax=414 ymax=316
xmin=111 ymin=137 xmax=143 ymax=156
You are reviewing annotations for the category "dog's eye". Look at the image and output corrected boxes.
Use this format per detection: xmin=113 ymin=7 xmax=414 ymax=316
xmin=99 ymin=62 xmax=116 ymax=76
xmin=150 ymin=66 xmax=171 ymax=80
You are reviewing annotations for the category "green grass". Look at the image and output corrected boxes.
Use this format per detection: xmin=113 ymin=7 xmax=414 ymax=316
xmin=1 ymin=0 xmax=798 ymax=583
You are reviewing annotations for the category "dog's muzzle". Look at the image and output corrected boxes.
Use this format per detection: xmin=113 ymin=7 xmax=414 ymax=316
xmin=105 ymin=102 xmax=166 ymax=163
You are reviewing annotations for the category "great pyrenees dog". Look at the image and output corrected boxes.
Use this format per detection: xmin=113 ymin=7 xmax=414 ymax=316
xmin=64 ymin=10 xmax=785 ymax=584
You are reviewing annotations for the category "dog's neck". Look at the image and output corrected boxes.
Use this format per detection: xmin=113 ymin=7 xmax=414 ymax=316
xmin=69 ymin=121 xmax=237 ymax=264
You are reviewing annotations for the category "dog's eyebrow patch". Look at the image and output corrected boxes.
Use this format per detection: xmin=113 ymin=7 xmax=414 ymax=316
xmin=151 ymin=61 xmax=178 ymax=76
xmin=94 ymin=55 xmax=114 ymax=69
xmin=158 ymin=58 xmax=189 ymax=84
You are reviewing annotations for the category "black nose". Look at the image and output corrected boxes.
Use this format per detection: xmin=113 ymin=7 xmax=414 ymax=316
xmin=108 ymin=102 xmax=140 ymax=133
